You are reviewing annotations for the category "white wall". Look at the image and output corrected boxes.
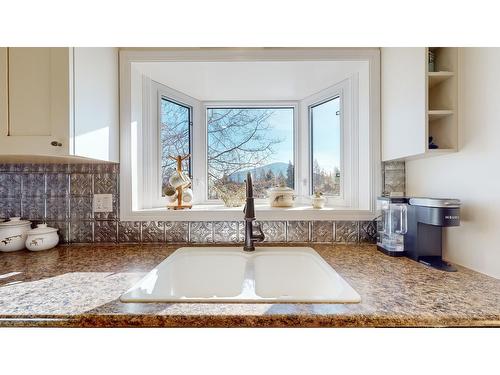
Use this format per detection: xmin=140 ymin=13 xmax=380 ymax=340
xmin=73 ymin=48 xmax=119 ymax=162
xmin=406 ymin=48 xmax=500 ymax=279
xmin=136 ymin=60 xmax=368 ymax=101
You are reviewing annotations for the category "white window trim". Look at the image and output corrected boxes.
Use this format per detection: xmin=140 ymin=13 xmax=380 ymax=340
xmin=119 ymin=48 xmax=381 ymax=221
xmin=300 ymin=77 xmax=355 ymax=208
xmin=141 ymin=78 xmax=200 ymax=209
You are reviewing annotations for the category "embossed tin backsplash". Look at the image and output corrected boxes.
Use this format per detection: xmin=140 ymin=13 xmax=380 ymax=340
xmin=0 ymin=161 xmax=405 ymax=244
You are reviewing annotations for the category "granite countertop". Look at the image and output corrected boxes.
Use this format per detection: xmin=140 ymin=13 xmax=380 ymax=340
xmin=0 ymin=243 xmax=499 ymax=327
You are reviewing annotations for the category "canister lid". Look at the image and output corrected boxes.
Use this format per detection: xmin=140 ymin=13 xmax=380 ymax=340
xmin=0 ymin=217 xmax=31 ymax=227
xmin=269 ymin=186 xmax=294 ymax=193
xmin=409 ymin=197 xmax=461 ymax=208
xmin=26 ymin=223 xmax=58 ymax=235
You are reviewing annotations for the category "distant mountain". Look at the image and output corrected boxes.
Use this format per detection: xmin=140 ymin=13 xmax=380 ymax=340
xmin=229 ymin=162 xmax=290 ymax=183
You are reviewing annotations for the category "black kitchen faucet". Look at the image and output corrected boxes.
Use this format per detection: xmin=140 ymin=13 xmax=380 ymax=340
xmin=243 ymin=172 xmax=265 ymax=251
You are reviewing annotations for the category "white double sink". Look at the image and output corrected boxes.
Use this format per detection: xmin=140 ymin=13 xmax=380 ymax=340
xmin=120 ymin=247 xmax=361 ymax=303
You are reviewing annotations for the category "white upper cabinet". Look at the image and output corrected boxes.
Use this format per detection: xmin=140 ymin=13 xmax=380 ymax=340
xmin=381 ymin=47 xmax=458 ymax=161
xmin=0 ymin=47 xmax=119 ymax=162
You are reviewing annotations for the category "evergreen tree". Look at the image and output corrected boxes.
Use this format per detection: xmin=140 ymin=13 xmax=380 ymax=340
xmin=265 ymin=169 xmax=275 ymax=182
xmin=286 ymin=161 xmax=294 ymax=188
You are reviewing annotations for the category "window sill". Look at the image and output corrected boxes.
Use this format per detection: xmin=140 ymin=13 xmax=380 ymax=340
xmin=121 ymin=203 xmax=377 ymax=221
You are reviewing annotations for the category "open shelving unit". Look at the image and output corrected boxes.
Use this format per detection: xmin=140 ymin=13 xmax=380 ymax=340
xmin=426 ymin=47 xmax=459 ymax=154
xmin=381 ymin=47 xmax=460 ymax=161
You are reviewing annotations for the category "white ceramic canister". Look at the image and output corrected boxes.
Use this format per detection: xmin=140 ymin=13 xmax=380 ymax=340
xmin=25 ymin=223 xmax=59 ymax=251
xmin=268 ymin=186 xmax=295 ymax=207
xmin=0 ymin=217 xmax=32 ymax=252
xmin=311 ymin=195 xmax=327 ymax=209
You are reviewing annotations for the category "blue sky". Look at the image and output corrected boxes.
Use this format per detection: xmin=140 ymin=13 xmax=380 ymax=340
xmin=265 ymin=109 xmax=293 ymax=163
xmin=311 ymin=97 xmax=341 ymax=173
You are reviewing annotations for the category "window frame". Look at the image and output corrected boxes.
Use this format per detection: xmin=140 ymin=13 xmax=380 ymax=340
xmin=301 ymin=78 xmax=354 ymax=208
xmin=141 ymin=79 xmax=198 ymax=209
xmin=200 ymin=101 xmax=299 ymax=204
xmin=120 ymin=48 xmax=381 ymax=221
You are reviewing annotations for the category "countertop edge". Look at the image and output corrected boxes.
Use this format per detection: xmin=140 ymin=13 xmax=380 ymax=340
xmin=1 ymin=314 xmax=499 ymax=328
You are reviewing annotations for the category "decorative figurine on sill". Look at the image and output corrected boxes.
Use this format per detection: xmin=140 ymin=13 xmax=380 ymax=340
xmin=311 ymin=191 xmax=327 ymax=209
xmin=213 ymin=182 xmax=246 ymax=207
xmin=166 ymin=154 xmax=193 ymax=210
xmin=428 ymin=136 xmax=439 ymax=149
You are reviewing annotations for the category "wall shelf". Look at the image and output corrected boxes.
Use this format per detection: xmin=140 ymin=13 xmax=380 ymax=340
xmin=426 ymin=48 xmax=458 ymax=153
xmin=426 ymin=148 xmax=455 ymax=154
xmin=428 ymin=110 xmax=454 ymax=120
xmin=428 ymin=71 xmax=454 ymax=88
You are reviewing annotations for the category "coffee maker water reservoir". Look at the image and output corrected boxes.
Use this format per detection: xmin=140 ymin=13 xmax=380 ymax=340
xmin=377 ymin=197 xmax=408 ymax=256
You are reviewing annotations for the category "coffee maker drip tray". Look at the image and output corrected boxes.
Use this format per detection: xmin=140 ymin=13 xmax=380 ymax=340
xmin=418 ymin=256 xmax=457 ymax=272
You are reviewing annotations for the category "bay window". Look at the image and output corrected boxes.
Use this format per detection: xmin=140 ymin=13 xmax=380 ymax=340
xmin=120 ymin=49 xmax=380 ymax=221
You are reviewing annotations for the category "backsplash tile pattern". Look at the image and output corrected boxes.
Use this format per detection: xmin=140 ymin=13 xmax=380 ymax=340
xmin=261 ymin=221 xmax=286 ymax=242
xmin=382 ymin=161 xmax=405 ymax=195
xmin=94 ymin=220 xmax=118 ymax=243
xmin=142 ymin=221 xmax=165 ymax=243
xmin=335 ymin=221 xmax=360 ymax=242
xmin=311 ymin=221 xmax=334 ymax=242
xmin=213 ymin=221 xmax=239 ymax=243
xmin=0 ymin=174 xmax=21 ymax=197
xmin=118 ymin=221 xmax=141 ymax=243
xmin=165 ymin=221 xmax=189 ymax=243
xmin=287 ymin=221 xmax=310 ymax=242
xmin=70 ymin=221 xmax=93 ymax=243
xmin=2 ymin=198 xmax=21 ymax=218
xmin=359 ymin=220 xmax=377 ymax=243
xmin=0 ymin=162 xmax=395 ymax=245
xmin=190 ymin=221 xmax=214 ymax=243
xmin=46 ymin=173 xmax=69 ymax=197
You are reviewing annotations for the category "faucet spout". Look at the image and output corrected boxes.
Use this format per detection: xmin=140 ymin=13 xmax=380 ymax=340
xmin=244 ymin=172 xmax=255 ymax=220
xmin=243 ymin=172 xmax=265 ymax=251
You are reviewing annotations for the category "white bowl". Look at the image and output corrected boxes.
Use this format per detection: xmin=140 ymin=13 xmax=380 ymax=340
xmin=25 ymin=224 xmax=59 ymax=251
xmin=0 ymin=217 xmax=32 ymax=252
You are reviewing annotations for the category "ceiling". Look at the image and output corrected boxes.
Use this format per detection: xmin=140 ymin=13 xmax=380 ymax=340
xmin=134 ymin=60 xmax=368 ymax=101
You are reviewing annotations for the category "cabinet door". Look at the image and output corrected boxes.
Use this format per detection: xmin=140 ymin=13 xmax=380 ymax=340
xmin=0 ymin=48 xmax=70 ymax=155
xmin=381 ymin=47 xmax=427 ymax=160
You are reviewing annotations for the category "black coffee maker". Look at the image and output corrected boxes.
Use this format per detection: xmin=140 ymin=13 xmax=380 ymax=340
xmin=404 ymin=197 xmax=461 ymax=272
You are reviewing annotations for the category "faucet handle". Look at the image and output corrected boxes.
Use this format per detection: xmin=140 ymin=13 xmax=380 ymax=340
xmin=253 ymin=222 xmax=265 ymax=242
